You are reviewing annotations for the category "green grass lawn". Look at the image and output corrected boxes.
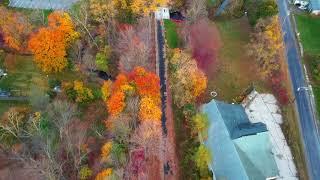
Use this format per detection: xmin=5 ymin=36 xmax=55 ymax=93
xmin=0 ymin=55 xmax=48 ymax=95
xmin=296 ymin=14 xmax=320 ymax=56
xmin=202 ymin=17 xmax=268 ymax=103
xmin=164 ymin=19 xmax=180 ymax=49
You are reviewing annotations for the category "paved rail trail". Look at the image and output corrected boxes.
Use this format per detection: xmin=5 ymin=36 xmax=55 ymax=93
xmin=156 ymin=20 xmax=179 ymax=180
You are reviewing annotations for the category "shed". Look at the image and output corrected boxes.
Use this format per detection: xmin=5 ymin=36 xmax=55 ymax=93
xmin=155 ymin=7 xmax=170 ymax=20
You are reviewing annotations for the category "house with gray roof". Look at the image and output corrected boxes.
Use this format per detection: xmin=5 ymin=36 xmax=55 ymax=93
xmin=201 ymin=100 xmax=279 ymax=180
xmin=309 ymin=0 xmax=320 ymax=14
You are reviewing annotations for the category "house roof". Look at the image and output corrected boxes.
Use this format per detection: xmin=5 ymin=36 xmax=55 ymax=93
xmin=310 ymin=0 xmax=320 ymax=10
xmin=202 ymin=99 xmax=279 ymax=180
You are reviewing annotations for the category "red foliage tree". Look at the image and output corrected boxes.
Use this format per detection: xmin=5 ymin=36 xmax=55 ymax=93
xmin=189 ymin=19 xmax=220 ymax=72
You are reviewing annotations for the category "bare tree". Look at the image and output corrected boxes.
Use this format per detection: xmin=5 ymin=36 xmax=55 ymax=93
xmin=46 ymin=100 xmax=78 ymax=139
xmin=116 ymin=18 xmax=152 ymax=72
xmin=130 ymin=121 xmax=161 ymax=157
xmin=69 ymin=0 xmax=98 ymax=48
xmin=186 ymin=0 xmax=208 ymax=24
xmin=63 ymin=120 xmax=89 ymax=172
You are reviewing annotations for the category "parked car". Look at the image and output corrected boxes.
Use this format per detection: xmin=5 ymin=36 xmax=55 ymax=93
xmin=294 ymin=0 xmax=309 ymax=10
xmin=0 ymin=89 xmax=11 ymax=97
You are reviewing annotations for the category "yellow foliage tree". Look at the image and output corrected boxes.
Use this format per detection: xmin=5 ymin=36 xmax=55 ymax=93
xmin=73 ymin=80 xmax=94 ymax=103
xmin=131 ymin=0 xmax=168 ymax=15
xmin=89 ymin=0 xmax=116 ymax=23
xmin=101 ymin=80 xmax=112 ymax=101
xmin=101 ymin=142 xmax=112 ymax=161
xmin=170 ymin=49 xmax=207 ymax=107
xmin=28 ymin=11 xmax=79 ymax=73
xmin=139 ymin=97 xmax=162 ymax=122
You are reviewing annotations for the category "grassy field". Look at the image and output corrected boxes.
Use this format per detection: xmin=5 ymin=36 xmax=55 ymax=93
xmin=164 ymin=19 xmax=181 ymax=49
xmin=296 ymin=14 xmax=320 ymax=56
xmin=202 ymin=17 xmax=267 ymax=103
xmin=0 ymin=55 xmax=48 ymax=94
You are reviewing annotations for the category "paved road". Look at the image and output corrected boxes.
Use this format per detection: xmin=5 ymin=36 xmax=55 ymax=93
xmin=277 ymin=0 xmax=320 ymax=179
xmin=0 ymin=96 xmax=28 ymax=101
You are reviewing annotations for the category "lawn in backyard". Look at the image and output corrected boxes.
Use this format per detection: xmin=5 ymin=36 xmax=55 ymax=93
xmin=0 ymin=55 xmax=48 ymax=94
xmin=202 ymin=17 xmax=267 ymax=103
xmin=295 ymin=14 xmax=320 ymax=56
xmin=164 ymin=19 xmax=181 ymax=49
xmin=0 ymin=54 xmax=84 ymax=116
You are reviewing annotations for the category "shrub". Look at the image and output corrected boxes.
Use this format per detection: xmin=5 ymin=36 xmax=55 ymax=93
xmin=95 ymin=52 xmax=109 ymax=72
xmin=194 ymin=144 xmax=212 ymax=178
xmin=79 ymin=165 xmax=93 ymax=180
xmin=245 ymin=0 xmax=278 ymax=25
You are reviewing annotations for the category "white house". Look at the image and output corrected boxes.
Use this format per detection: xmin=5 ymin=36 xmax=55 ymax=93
xmin=294 ymin=0 xmax=320 ymax=14
xmin=155 ymin=7 xmax=170 ymax=20
xmin=309 ymin=0 xmax=320 ymax=14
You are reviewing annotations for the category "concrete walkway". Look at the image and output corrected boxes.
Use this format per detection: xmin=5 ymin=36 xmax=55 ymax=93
xmin=9 ymin=0 xmax=79 ymax=10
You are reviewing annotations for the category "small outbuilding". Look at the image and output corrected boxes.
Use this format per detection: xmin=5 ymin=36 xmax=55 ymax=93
xmin=155 ymin=7 xmax=170 ymax=20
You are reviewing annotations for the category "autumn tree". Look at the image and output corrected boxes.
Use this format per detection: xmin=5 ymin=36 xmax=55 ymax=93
xmin=247 ymin=16 xmax=289 ymax=105
xmin=192 ymin=113 xmax=209 ymax=139
xmin=95 ymin=168 xmax=113 ymax=180
xmin=247 ymin=16 xmax=283 ymax=78
xmin=101 ymin=80 xmax=112 ymax=100
xmin=107 ymin=91 xmax=126 ymax=116
xmin=139 ymin=97 xmax=162 ymax=122
xmin=101 ymin=142 xmax=112 ymax=162
xmin=28 ymin=11 xmax=79 ymax=73
xmin=104 ymin=67 xmax=161 ymax=117
xmin=131 ymin=0 xmax=168 ymax=15
xmin=129 ymin=67 xmax=160 ymax=99
xmin=0 ymin=6 xmax=32 ymax=51
xmin=194 ymin=144 xmax=211 ymax=178
xmin=89 ymin=0 xmax=116 ymax=23
xmin=170 ymin=49 xmax=207 ymax=107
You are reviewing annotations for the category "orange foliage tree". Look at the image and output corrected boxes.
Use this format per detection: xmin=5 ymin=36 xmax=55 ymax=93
xmin=102 ymin=67 xmax=161 ymax=121
xmin=0 ymin=6 xmax=32 ymax=51
xmin=129 ymin=67 xmax=160 ymax=99
xmin=107 ymin=91 xmax=126 ymax=116
xmin=28 ymin=11 xmax=79 ymax=73
xmin=95 ymin=168 xmax=113 ymax=180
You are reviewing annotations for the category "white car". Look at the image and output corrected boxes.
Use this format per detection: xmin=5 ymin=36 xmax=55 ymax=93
xmin=294 ymin=0 xmax=309 ymax=10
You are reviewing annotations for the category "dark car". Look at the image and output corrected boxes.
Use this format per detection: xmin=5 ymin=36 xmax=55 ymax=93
xmin=170 ymin=11 xmax=185 ymax=22
xmin=0 ymin=90 xmax=11 ymax=97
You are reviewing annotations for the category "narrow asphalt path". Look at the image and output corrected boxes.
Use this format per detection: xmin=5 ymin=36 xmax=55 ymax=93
xmin=157 ymin=20 xmax=168 ymax=136
xmin=277 ymin=0 xmax=320 ymax=179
